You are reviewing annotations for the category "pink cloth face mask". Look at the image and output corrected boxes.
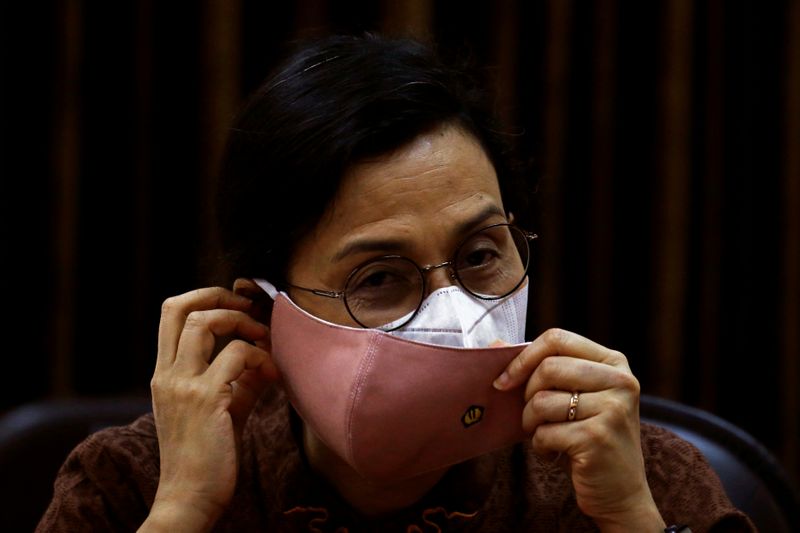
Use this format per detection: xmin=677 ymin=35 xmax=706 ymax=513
xmin=254 ymin=279 xmax=530 ymax=483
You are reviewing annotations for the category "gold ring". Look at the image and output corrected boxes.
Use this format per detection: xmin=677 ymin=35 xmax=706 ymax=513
xmin=567 ymin=391 xmax=580 ymax=421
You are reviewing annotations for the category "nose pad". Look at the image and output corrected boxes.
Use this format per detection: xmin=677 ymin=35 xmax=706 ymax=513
xmin=424 ymin=265 xmax=458 ymax=296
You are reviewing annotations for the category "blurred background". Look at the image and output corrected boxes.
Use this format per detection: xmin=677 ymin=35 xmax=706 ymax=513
xmin=1 ymin=0 xmax=798 ymax=488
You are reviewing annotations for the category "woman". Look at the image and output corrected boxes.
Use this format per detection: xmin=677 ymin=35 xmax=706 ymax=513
xmin=38 ymin=34 xmax=753 ymax=532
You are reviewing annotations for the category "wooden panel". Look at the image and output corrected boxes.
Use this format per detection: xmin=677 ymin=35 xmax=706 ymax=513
xmin=200 ymin=0 xmax=242 ymax=285
xmin=131 ymin=0 xmax=154 ymax=371
xmin=781 ymin=0 xmax=800 ymax=482
xmin=51 ymin=0 xmax=82 ymax=396
xmin=697 ymin=0 xmax=725 ymax=410
xmin=492 ymin=0 xmax=520 ymax=133
xmin=536 ymin=0 xmax=573 ymax=329
xmin=588 ymin=0 xmax=618 ymax=345
xmin=650 ymin=0 xmax=693 ymax=398
xmin=381 ymin=0 xmax=433 ymax=38
xmin=295 ymin=0 xmax=329 ymax=36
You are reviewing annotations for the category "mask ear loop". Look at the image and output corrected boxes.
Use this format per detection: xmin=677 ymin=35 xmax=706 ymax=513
xmin=253 ymin=278 xmax=280 ymax=300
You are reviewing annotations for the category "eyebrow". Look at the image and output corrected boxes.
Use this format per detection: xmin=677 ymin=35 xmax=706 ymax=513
xmin=331 ymin=204 xmax=507 ymax=263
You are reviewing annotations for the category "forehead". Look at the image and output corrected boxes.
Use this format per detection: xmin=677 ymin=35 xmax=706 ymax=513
xmin=325 ymin=124 xmax=504 ymax=231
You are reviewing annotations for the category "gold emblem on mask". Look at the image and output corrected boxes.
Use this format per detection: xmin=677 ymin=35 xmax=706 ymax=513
xmin=461 ymin=405 xmax=485 ymax=427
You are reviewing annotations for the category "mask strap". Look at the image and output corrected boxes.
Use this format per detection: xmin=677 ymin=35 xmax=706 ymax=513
xmin=253 ymin=278 xmax=279 ymax=300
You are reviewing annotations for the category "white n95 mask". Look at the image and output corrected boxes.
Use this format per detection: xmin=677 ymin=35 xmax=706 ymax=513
xmin=384 ymin=283 xmax=528 ymax=348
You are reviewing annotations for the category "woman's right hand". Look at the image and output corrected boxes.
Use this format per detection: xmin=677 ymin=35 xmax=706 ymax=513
xmin=139 ymin=287 xmax=278 ymax=532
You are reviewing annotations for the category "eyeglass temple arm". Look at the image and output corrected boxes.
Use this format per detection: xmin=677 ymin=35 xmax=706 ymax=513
xmin=286 ymin=283 xmax=343 ymax=299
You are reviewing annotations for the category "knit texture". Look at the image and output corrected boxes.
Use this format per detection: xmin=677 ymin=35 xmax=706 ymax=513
xmin=36 ymin=387 xmax=755 ymax=532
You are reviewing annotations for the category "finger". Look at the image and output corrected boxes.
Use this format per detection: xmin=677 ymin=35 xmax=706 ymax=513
xmin=530 ymin=419 xmax=584 ymax=457
xmin=172 ymin=309 xmax=269 ymax=374
xmin=157 ymin=287 xmax=253 ymax=368
xmin=522 ymin=390 xmax=602 ymax=433
xmin=229 ymin=364 xmax=277 ymax=430
xmin=205 ymin=339 xmax=271 ymax=390
xmin=489 ymin=339 xmax=511 ymax=347
xmin=493 ymin=328 xmax=629 ymax=390
xmin=529 ymin=406 xmax=641 ymax=469
xmin=522 ymin=356 xmax=638 ymax=402
xmin=529 ymin=416 xmax=618 ymax=460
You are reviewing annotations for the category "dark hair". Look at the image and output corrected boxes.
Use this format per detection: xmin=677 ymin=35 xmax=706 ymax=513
xmin=215 ymin=33 xmax=527 ymax=284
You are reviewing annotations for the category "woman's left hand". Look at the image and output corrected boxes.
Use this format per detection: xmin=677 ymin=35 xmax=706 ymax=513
xmin=493 ymin=328 xmax=666 ymax=532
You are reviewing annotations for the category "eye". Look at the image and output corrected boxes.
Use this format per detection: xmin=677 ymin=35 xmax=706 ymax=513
xmin=462 ymin=247 xmax=499 ymax=268
xmin=457 ymin=239 xmax=502 ymax=271
xmin=452 ymin=224 xmax=530 ymax=298
xmin=358 ymin=270 xmax=396 ymax=289
xmin=347 ymin=257 xmax=419 ymax=296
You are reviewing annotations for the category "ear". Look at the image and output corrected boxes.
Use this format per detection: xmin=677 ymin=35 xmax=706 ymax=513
xmin=233 ymin=278 xmax=273 ymax=325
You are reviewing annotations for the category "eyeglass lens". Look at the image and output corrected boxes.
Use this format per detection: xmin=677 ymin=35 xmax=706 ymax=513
xmin=343 ymin=225 xmax=530 ymax=329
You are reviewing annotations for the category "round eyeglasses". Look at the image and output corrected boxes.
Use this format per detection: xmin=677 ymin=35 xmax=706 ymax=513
xmin=287 ymin=223 xmax=537 ymax=331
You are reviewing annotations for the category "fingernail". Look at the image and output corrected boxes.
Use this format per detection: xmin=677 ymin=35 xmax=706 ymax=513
xmin=493 ymin=371 xmax=511 ymax=390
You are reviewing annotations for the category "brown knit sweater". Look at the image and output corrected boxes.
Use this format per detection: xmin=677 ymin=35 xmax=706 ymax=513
xmin=37 ymin=386 xmax=755 ymax=532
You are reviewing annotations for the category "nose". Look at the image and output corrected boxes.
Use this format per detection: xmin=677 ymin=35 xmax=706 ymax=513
xmin=420 ymin=261 xmax=457 ymax=295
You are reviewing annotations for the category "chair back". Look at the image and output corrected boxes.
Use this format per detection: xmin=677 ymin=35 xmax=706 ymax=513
xmin=641 ymin=394 xmax=800 ymax=533
xmin=0 ymin=396 xmax=152 ymax=532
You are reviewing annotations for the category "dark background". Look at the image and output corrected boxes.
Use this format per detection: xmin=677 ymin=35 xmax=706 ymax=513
xmin=2 ymin=0 xmax=798 ymax=486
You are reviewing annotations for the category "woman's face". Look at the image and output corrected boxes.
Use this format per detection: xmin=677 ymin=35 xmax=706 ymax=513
xmin=286 ymin=123 xmax=509 ymax=326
